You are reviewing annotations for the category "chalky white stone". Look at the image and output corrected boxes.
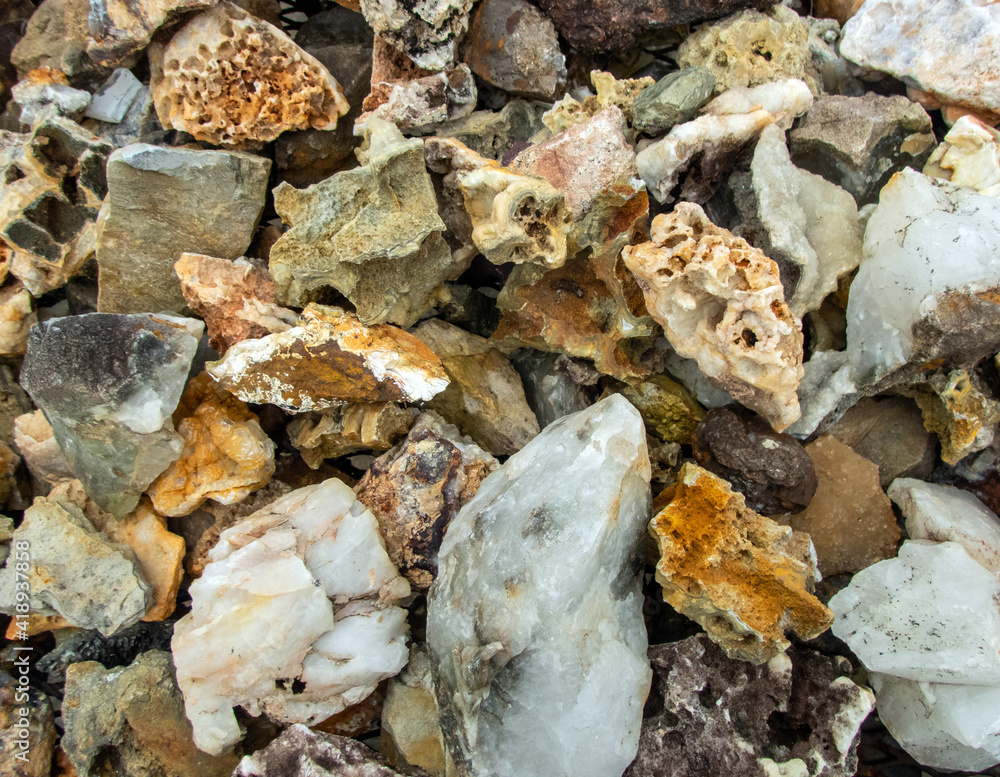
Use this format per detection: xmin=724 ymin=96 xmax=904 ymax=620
xmin=172 ymin=478 xmax=411 ymax=756
xmin=924 ymin=115 xmax=1000 ymax=198
xmin=427 ymin=395 xmax=652 ymax=777
xmin=830 ymin=540 xmax=1000 ymax=684
xmin=84 ymin=68 xmax=144 ymax=123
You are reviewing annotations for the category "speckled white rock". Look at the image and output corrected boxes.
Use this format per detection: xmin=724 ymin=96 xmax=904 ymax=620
xmin=924 ymin=114 xmax=1000 ymax=198
xmin=172 ymin=477 xmax=411 ymax=756
xmin=840 ymin=0 xmax=1000 ymax=115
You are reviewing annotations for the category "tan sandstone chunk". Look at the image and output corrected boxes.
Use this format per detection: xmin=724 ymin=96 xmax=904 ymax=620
xmin=785 ymin=435 xmax=900 ymax=576
xmin=650 ymin=462 xmax=833 ymax=664
xmin=150 ymin=1 xmax=349 ymax=145
xmin=13 ymin=410 xmax=74 ymax=490
xmin=288 ymin=403 xmax=414 ymax=468
xmin=0 ymin=280 xmax=35 ymax=357
xmin=623 ymin=202 xmax=804 ymax=431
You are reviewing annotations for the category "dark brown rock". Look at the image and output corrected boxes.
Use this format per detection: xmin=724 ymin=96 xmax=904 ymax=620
xmin=693 ymin=407 xmax=817 ymax=515
xmin=234 ymin=724 xmax=404 ymax=777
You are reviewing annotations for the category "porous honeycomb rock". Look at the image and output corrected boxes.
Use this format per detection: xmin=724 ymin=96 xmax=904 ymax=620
xmin=924 ymin=114 xmax=1000 ymax=197
xmin=650 ymin=462 xmax=833 ymax=663
xmin=147 ymin=373 xmax=276 ymax=517
xmin=540 ymin=71 xmax=653 ymax=139
xmin=288 ymin=403 xmax=413 ymax=468
xmin=150 ymin=2 xmax=349 ymax=145
xmin=359 ymin=0 xmax=475 ymax=71
xmin=207 ymin=304 xmax=449 ymax=411
xmin=86 ymin=0 xmax=217 ymax=67
xmin=623 ymin=202 xmax=804 ymax=431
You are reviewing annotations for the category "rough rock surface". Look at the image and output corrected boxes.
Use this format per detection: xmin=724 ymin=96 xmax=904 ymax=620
xmin=0 ymin=280 xmax=35 ymax=356
xmin=414 ymin=318 xmax=539 ymax=455
xmin=289 ymin=403 xmax=413 ymax=468
xmin=624 ymin=635 xmax=874 ymax=777
xmin=845 ymin=169 xmax=1000 ymax=391
xmin=234 ymin=724 xmax=404 ymax=777
xmin=150 ymin=2 xmax=349 ymax=145
xmin=359 ymin=0 xmax=475 ymax=71
xmin=61 ymin=650 xmax=239 ymax=777
xmin=358 ymin=64 xmax=477 ymax=133
xmin=10 ymin=0 xmax=109 ymax=86
xmin=356 ymin=411 xmax=498 ymax=589
xmin=924 ymin=114 xmax=1000 ymax=197
xmin=10 ymin=68 xmax=91 ymax=126
xmin=693 ymin=407 xmax=816 ymax=515
xmin=427 ymin=396 xmax=653 ymax=777
xmin=147 ymin=373 xmax=276 ymax=517
xmin=651 ymin=462 xmax=832 ymax=663
xmin=542 ymin=71 xmax=654 ymax=138
xmin=14 ymin=409 xmax=74 ymax=489
xmin=613 ymin=374 xmax=705 ymax=445
xmin=785 ymin=350 xmax=859 ymax=438
xmin=512 ymin=350 xmax=595 ymax=430
xmin=207 ymin=304 xmax=449 ymax=411
xmin=271 ymin=120 xmax=452 ymax=325
xmin=175 ymin=253 xmax=297 ymax=354
xmin=631 ymin=67 xmax=716 ymax=137
xmin=86 ymin=0 xmax=216 ymax=67
xmin=623 ymin=202 xmax=803 ymax=431
xmin=436 ymin=99 xmax=543 ymax=159
xmin=96 ymin=143 xmax=271 ymax=315
xmin=786 ymin=434 xmax=899 ymax=576
xmin=172 ymin=477 xmax=411 ymax=755
xmin=0 ymin=670 xmax=55 ymax=777
xmin=20 ymin=312 xmax=203 ymax=516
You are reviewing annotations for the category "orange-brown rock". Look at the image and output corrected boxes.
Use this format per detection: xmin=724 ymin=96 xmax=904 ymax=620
xmin=650 ymin=462 xmax=833 ymax=663
xmin=784 ymin=434 xmax=900 ymax=577
xmin=147 ymin=373 xmax=276 ymax=517
xmin=175 ymin=253 xmax=296 ymax=354
xmin=312 ymin=684 xmax=386 ymax=738
xmin=288 ymin=403 xmax=413 ymax=468
xmin=5 ymin=614 xmax=71 ymax=638
xmin=207 ymin=304 xmax=450 ymax=411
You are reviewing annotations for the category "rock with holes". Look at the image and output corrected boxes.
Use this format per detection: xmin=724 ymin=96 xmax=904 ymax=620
xmin=622 ymin=202 xmax=804 ymax=431
xmin=149 ymin=2 xmax=349 ymax=145
xmin=359 ymin=0 xmax=475 ymax=71
xmin=541 ymin=71 xmax=653 ymax=139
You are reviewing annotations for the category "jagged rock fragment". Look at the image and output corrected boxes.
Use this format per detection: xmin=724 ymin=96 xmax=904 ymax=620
xmin=0 ymin=280 xmax=34 ymax=356
xmin=356 ymin=411 xmax=498 ymax=589
xmin=270 ymin=120 xmax=453 ymax=325
xmin=625 ymin=635 xmax=874 ymax=777
xmin=62 ymin=651 xmax=239 ymax=777
xmin=631 ymin=67 xmax=716 ymax=137
xmin=21 ymin=313 xmax=202 ymax=516
xmin=924 ymin=114 xmax=1000 ymax=198
xmin=786 ymin=435 xmax=899 ymax=575
xmin=147 ymin=373 xmax=276 ymax=517
xmin=96 ymin=143 xmax=270 ymax=314
xmin=359 ymin=63 xmax=477 ymax=133
xmin=841 ymin=0 xmax=1000 ymax=116
xmin=10 ymin=0 xmax=108 ymax=86
xmin=13 ymin=410 xmax=73 ymax=490
xmin=541 ymin=71 xmax=653 ymax=139
xmin=414 ymin=318 xmax=539 ymax=455
xmin=427 ymin=396 xmax=653 ymax=777
xmin=86 ymin=0 xmax=216 ymax=67
xmin=623 ymin=202 xmax=803 ymax=431
xmin=0 ymin=117 xmax=112 ymax=296
xmin=436 ymin=99 xmax=544 ymax=159
xmin=235 ymin=724 xmax=404 ymax=777
xmin=789 ymin=93 xmax=935 ymax=204
xmin=207 ymin=304 xmax=449 ymax=412
xmin=34 ymin=620 xmax=174 ymax=681
xmin=845 ymin=170 xmax=1000 ymax=391
xmin=786 ymin=350 xmax=859 ymax=438
xmin=359 ymin=0 xmax=475 ymax=71
xmin=288 ymin=403 xmax=413 ymax=468
xmin=150 ymin=2 xmax=349 ymax=145
xmin=175 ymin=253 xmax=296 ymax=354
xmin=511 ymin=350 xmax=595 ymax=429
xmin=611 ymin=374 xmax=705 ymax=444
xmin=0 ymin=671 xmax=56 ymax=777
xmin=10 ymin=68 xmax=90 ymax=126
xmin=651 ymin=462 xmax=833 ymax=663
xmin=693 ymin=408 xmax=816 ymax=515
xmin=172 ymin=478 xmax=410 ymax=755
xmin=464 ymin=0 xmax=565 ymax=99
xmin=83 ymin=68 xmax=144 ymax=123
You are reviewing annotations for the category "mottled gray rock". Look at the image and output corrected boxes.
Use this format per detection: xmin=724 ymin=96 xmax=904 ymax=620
xmin=511 ymin=350 xmax=595 ymax=429
xmin=436 ymin=99 xmax=545 ymax=160
xmin=85 ymin=0 xmax=216 ymax=67
xmin=96 ymin=143 xmax=271 ymax=314
xmin=359 ymin=0 xmax=475 ymax=71
xmin=631 ymin=67 xmax=715 ymax=136
xmin=235 ymin=724 xmax=404 ymax=777
xmin=11 ymin=0 xmax=109 ymax=87
xmin=20 ymin=313 xmax=203 ymax=516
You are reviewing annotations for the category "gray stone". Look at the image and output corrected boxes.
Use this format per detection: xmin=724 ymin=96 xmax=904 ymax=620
xmin=20 ymin=312 xmax=203 ymax=516
xmin=511 ymin=349 xmax=595 ymax=429
xmin=96 ymin=143 xmax=270 ymax=314
xmin=11 ymin=0 xmax=110 ymax=88
xmin=85 ymin=0 xmax=216 ymax=68
xmin=83 ymin=67 xmax=144 ymax=123
xmin=235 ymin=724 xmax=403 ymax=777
xmin=632 ymin=67 xmax=716 ymax=136
xmin=436 ymin=99 xmax=545 ymax=161
xmin=789 ymin=93 xmax=935 ymax=204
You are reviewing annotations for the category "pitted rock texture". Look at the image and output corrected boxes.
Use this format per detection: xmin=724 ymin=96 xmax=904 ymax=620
xmin=542 ymin=71 xmax=654 ymax=138
xmin=235 ymin=725 xmax=404 ymax=777
xmin=650 ymin=462 xmax=833 ymax=663
xmin=359 ymin=0 xmax=475 ymax=71
xmin=289 ymin=403 xmax=413 ymax=468
xmin=623 ymin=202 xmax=804 ymax=431
xmin=150 ymin=2 xmax=349 ymax=145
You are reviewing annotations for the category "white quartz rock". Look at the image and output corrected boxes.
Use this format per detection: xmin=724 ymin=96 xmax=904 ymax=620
xmin=786 ymin=350 xmax=860 ymax=438
xmin=924 ymin=114 xmax=1000 ymax=198
xmin=845 ymin=169 xmax=1000 ymax=390
xmin=888 ymin=478 xmax=1000 ymax=575
xmin=751 ymin=123 xmax=862 ymax=317
xmin=84 ymin=68 xmax=144 ymax=124
xmin=830 ymin=540 xmax=1000 ymax=684
xmin=172 ymin=478 xmax=411 ymax=756
xmin=11 ymin=77 xmax=90 ymax=127
xmin=427 ymin=394 xmax=652 ymax=777
xmin=870 ymin=673 xmax=1000 ymax=772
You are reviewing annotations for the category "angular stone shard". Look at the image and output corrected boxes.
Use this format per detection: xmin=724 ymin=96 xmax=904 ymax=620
xmin=150 ymin=2 xmax=349 ymax=145
xmin=270 ymin=120 xmax=453 ymax=325
xmin=172 ymin=478 xmax=411 ymax=755
xmin=96 ymin=143 xmax=271 ymax=315
xmin=289 ymin=403 xmax=413 ymax=468
xmin=625 ymin=635 xmax=874 ymax=777
xmin=511 ymin=350 xmax=595 ymax=430
xmin=10 ymin=68 xmax=90 ymax=126
xmin=175 ymin=253 xmax=297 ymax=354
xmin=786 ymin=350 xmax=859 ymax=438
xmin=62 ymin=651 xmax=239 ymax=777
xmin=623 ymin=202 xmax=803 ymax=431
xmin=613 ymin=373 xmax=705 ymax=445
xmin=147 ymin=373 xmax=276 ymax=517
xmin=841 ymin=0 xmax=1000 ymax=116
xmin=21 ymin=312 xmax=203 ymax=516
xmin=0 ymin=117 xmax=112 ymax=296
xmin=414 ymin=318 xmax=539 ymax=455
xmin=631 ymin=67 xmax=716 ymax=137
xmin=207 ymin=304 xmax=449 ymax=412
xmin=359 ymin=0 xmax=475 ymax=71
xmin=436 ymin=99 xmax=544 ymax=160
xmin=427 ymin=395 xmax=653 ymax=777
xmin=86 ymin=0 xmax=217 ymax=67
xmin=84 ymin=67 xmax=145 ymax=123
xmin=464 ymin=0 xmax=565 ymax=100
xmin=924 ymin=114 xmax=1000 ymax=198
xmin=235 ymin=725 xmax=405 ymax=777
xmin=789 ymin=93 xmax=935 ymax=205
xmin=651 ymin=462 xmax=833 ymax=663
xmin=786 ymin=434 xmax=899 ymax=576
xmin=845 ymin=169 xmax=1000 ymax=391
xmin=356 ymin=411 xmax=498 ymax=589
